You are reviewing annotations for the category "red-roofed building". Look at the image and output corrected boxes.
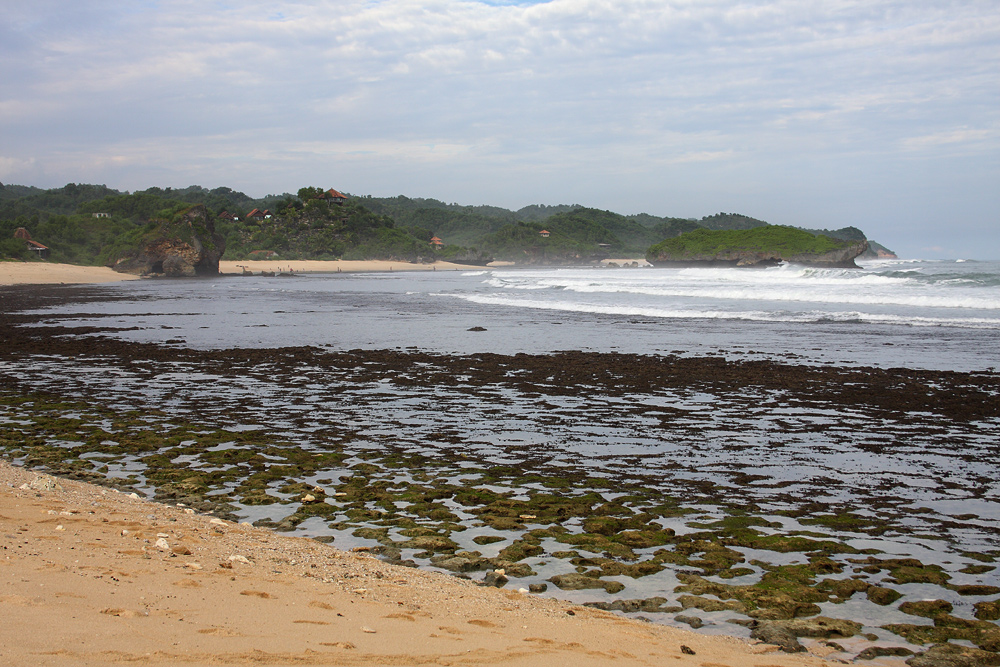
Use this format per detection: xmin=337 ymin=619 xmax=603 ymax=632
xmin=318 ymin=189 xmax=348 ymax=204
xmin=539 ymin=230 xmax=550 ymax=238
xmin=430 ymin=236 xmax=443 ymax=246
xmin=26 ymin=239 xmax=50 ymax=259
xmin=247 ymin=208 xmax=271 ymax=221
xmin=12 ymin=228 xmax=50 ymax=258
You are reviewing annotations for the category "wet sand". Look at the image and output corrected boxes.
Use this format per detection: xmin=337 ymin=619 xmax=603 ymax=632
xmin=0 ymin=460 xmax=835 ymax=667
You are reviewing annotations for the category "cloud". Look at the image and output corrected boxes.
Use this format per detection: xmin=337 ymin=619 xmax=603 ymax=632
xmin=2 ymin=0 xmax=999 ymax=256
xmin=901 ymin=127 xmax=996 ymax=151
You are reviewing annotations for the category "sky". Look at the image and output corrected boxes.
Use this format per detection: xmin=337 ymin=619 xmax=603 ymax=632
xmin=2 ymin=0 xmax=998 ymax=259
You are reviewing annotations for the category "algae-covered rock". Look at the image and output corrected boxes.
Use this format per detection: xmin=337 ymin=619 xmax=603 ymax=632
xmin=497 ymin=539 xmax=543 ymax=562
xmin=548 ymin=573 xmax=625 ymax=594
xmin=674 ymin=572 xmax=824 ymax=620
xmin=430 ymin=553 xmax=491 ymax=572
xmin=857 ymin=646 xmax=915 ymax=660
xmin=820 ymin=576 xmax=871 ymax=601
xmin=584 ymin=597 xmax=679 ymax=614
xmin=482 ymin=571 xmax=508 ymax=588
xmin=906 ymin=643 xmax=1000 ymax=667
xmin=675 ymin=614 xmax=704 ymax=629
xmin=750 ymin=623 xmax=805 ymax=653
xmin=900 ymin=600 xmax=954 ymax=618
xmin=885 ymin=614 xmax=1000 ymax=652
xmin=399 ymin=535 xmax=456 ymax=552
xmin=678 ymin=595 xmax=746 ymax=613
xmin=767 ymin=616 xmax=863 ymax=638
xmin=976 ymin=601 xmax=1000 ymax=621
xmin=956 ymin=586 xmax=1000 ymax=597
xmin=868 ymin=586 xmax=904 ymax=606
xmin=751 ymin=616 xmax=863 ymax=652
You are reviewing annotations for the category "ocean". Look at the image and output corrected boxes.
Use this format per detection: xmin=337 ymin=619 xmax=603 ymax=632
xmin=24 ymin=257 xmax=1000 ymax=370
xmin=1 ymin=257 xmax=999 ymax=648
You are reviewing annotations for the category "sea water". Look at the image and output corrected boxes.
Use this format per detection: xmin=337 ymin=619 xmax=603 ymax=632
xmin=4 ymin=257 xmax=1000 ymax=640
xmin=28 ymin=258 xmax=1000 ymax=371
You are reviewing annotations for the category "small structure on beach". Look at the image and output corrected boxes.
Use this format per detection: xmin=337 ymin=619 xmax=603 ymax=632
xmin=25 ymin=240 xmax=50 ymax=259
xmin=13 ymin=228 xmax=50 ymax=259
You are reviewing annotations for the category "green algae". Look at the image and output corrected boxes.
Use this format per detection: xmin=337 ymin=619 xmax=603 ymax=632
xmin=900 ymin=600 xmax=954 ymax=618
xmin=866 ymin=586 xmax=903 ymax=606
xmin=848 ymin=557 xmax=952 ymax=586
xmin=884 ymin=615 xmax=1000 ymax=652
xmin=3 ymin=385 xmax=997 ymax=657
xmin=976 ymin=602 xmax=1000 ymax=621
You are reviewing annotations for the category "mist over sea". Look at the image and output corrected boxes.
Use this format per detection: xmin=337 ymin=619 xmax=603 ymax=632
xmin=32 ymin=258 xmax=1000 ymax=372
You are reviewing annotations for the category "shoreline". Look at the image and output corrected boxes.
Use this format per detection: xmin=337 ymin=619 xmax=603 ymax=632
xmin=217 ymin=259 xmax=499 ymax=276
xmin=0 ymin=259 xmax=500 ymax=287
xmin=0 ymin=459 xmax=833 ymax=666
xmin=0 ymin=258 xmax=654 ymax=287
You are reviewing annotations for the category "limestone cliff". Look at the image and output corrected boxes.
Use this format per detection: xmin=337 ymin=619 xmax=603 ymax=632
xmin=111 ymin=205 xmax=225 ymax=277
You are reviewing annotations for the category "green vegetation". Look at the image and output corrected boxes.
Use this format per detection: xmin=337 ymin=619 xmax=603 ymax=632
xmin=647 ymin=225 xmax=850 ymax=262
xmin=0 ymin=181 xmax=892 ymax=266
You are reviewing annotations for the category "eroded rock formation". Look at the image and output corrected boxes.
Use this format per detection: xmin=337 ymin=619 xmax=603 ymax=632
xmin=111 ymin=205 xmax=225 ymax=277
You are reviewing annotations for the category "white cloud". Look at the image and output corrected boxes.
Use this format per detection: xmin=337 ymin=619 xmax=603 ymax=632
xmin=1 ymin=0 xmax=999 ymax=256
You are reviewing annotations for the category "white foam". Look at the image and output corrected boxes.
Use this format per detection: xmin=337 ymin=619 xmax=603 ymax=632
xmin=446 ymin=292 xmax=1000 ymax=329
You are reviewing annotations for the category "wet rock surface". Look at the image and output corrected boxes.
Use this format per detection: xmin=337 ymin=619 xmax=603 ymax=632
xmin=1 ymin=283 xmax=999 ymax=660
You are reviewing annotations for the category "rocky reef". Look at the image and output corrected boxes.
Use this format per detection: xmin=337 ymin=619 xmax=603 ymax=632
xmin=111 ymin=204 xmax=225 ymax=276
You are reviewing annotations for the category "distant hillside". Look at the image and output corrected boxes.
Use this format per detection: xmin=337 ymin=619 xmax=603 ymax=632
xmin=647 ymin=226 xmax=869 ymax=268
xmin=0 ymin=182 xmax=896 ymax=265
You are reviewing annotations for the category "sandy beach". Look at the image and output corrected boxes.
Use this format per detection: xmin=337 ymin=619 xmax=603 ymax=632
xmin=0 ymin=460 xmax=841 ymax=667
xmin=0 ymin=262 xmax=142 ymax=286
xmin=0 ymin=260 xmax=491 ymax=287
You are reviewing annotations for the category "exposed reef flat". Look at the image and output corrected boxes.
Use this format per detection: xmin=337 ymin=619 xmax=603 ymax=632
xmin=2 ymin=283 xmax=999 ymax=663
xmin=3 ymin=460 xmax=805 ymax=667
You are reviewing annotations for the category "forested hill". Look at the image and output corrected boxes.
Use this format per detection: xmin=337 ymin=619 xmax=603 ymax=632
xmin=0 ymin=182 xmax=895 ymax=266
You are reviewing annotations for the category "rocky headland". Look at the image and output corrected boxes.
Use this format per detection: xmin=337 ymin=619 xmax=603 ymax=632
xmin=111 ymin=204 xmax=225 ymax=277
xmin=647 ymin=226 xmax=869 ymax=268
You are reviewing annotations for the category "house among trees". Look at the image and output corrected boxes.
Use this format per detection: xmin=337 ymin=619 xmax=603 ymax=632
xmin=317 ymin=188 xmax=348 ymax=204
xmin=539 ymin=230 xmax=551 ymax=238
xmin=430 ymin=236 xmax=443 ymax=247
xmin=218 ymin=210 xmax=238 ymax=221
xmin=13 ymin=227 xmax=50 ymax=259
xmin=246 ymin=208 xmax=272 ymax=221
